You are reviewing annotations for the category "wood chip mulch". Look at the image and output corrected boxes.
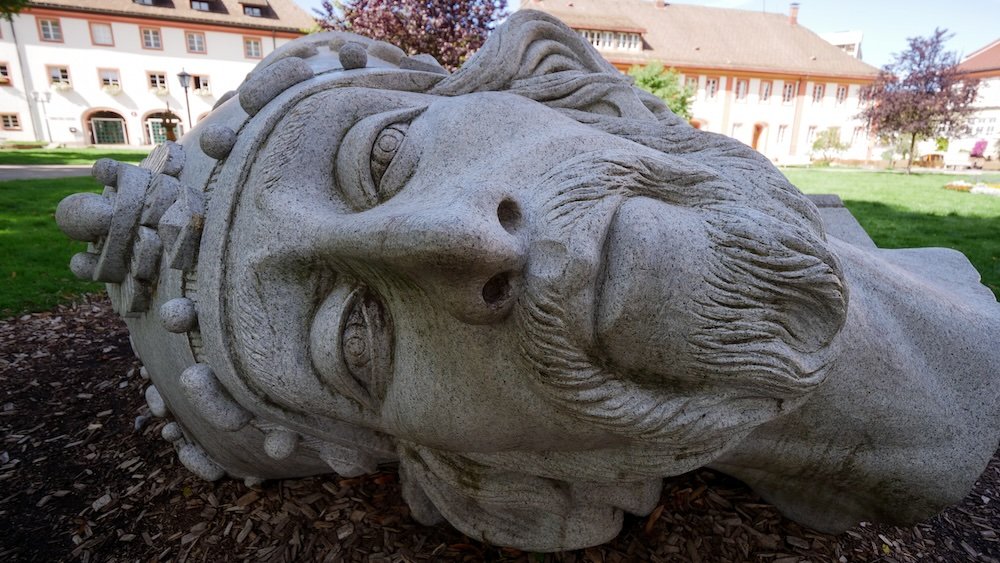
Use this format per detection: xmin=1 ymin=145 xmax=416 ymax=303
xmin=2 ymin=295 xmax=999 ymax=562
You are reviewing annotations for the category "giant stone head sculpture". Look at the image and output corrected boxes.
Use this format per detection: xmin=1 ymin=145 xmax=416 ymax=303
xmin=55 ymin=11 xmax=1000 ymax=552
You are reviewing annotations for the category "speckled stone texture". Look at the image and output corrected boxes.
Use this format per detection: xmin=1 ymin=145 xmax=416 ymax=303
xmin=53 ymin=11 xmax=1000 ymax=552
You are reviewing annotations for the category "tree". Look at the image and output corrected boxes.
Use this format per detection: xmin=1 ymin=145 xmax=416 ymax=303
xmin=315 ymin=0 xmax=507 ymax=71
xmin=880 ymin=136 xmax=919 ymax=170
xmin=811 ymin=127 xmax=849 ymax=163
xmin=1 ymin=0 xmax=30 ymax=21
xmin=859 ymin=28 xmax=978 ymax=173
xmin=628 ymin=63 xmax=696 ymax=120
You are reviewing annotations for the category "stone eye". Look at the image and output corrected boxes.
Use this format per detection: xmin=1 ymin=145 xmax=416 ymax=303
xmin=342 ymin=300 xmax=373 ymax=380
xmin=370 ymin=123 xmax=409 ymax=195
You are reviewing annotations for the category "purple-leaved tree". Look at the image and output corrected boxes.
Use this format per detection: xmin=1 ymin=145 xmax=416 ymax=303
xmin=860 ymin=29 xmax=979 ymax=173
xmin=315 ymin=0 xmax=508 ymax=71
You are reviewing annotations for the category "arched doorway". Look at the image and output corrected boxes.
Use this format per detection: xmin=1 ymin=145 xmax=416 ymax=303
xmin=144 ymin=111 xmax=184 ymax=144
xmin=86 ymin=110 xmax=128 ymax=145
xmin=752 ymin=122 xmax=767 ymax=150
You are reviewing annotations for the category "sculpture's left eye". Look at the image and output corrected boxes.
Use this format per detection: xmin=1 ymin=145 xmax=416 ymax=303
xmin=370 ymin=123 xmax=409 ymax=192
xmin=335 ymin=106 xmax=424 ymax=211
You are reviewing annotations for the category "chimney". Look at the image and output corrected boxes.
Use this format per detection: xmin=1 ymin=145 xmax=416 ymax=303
xmin=789 ymin=2 xmax=799 ymax=25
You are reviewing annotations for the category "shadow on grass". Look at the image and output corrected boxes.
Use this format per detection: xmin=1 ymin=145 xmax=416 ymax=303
xmin=843 ymin=199 xmax=1000 ymax=298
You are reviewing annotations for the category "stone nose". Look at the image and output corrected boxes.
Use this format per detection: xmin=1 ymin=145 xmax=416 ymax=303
xmin=319 ymin=197 xmax=527 ymax=325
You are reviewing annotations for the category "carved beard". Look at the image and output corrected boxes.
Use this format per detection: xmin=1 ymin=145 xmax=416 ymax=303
xmin=396 ymin=148 xmax=849 ymax=549
xmin=509 ymin=149 xmax=848 ymax=474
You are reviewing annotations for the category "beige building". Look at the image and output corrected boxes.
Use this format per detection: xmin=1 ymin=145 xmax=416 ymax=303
xmin=0 ymin=0 xmax=312 ymax=146
xmin=955 ymin=38 xmax=1000 ymax=161
xmin=522 ymin=0 xmax=880 ymax=164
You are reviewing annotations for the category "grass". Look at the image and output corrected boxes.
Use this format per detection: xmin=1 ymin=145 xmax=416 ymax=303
xmin=1 ymin=177 xmax=103 ymax=317
xmin=0 ymin=148 xmax=148 ymax=166
xmin=782 ymin=168 xmax=1000 ymax=297
xmin=2 ymin=169 xmax=999 ymax=316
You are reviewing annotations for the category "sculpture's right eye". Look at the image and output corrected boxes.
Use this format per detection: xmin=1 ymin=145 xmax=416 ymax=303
xmin=310 ymin=283 xmax=393 ymax=410
xmin=338 ymin=288 xmax=392 ymax=406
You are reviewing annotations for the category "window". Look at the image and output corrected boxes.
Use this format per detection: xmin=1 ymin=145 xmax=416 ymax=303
xmin=777 ymin=125 xmax=788 ymax=143
xmin=684 ymin=76 xmax=698 ymax=89
xmin=807 ymin=126 xmax=817 ymax=144
xmin=759 ymin=80 xmax=772 ymax=102
xmin=578 ymin=29 xmax=642 ymax=51
xmin=244 ymin=36 xmax=262 ymax=59
xmin=89 ymin=22 xmax=114 ymax=46
xmin=134 ymin=0 xmax=155 ymax=5
xmin=735 ymin=79 xmax=748 ymax=101
xmin=705 ymin=77 xmax=719 ymax=99
xmin=186 ymin=31 xmax=206 ymax=53
xmin=191 ymin=0 xmax=210 ymax=10
xmin=99 ymin=68 xmax=121 ymax=87
xmin=193 ymin=75 xmax=210 ymax=93
xmin=48 ymin=66 xmax=70 ymax=86
xmin=38 ymin=18 xmax=63 ymax=42
xmin=835 ymin=84 xmax=849 ymax=104
xmin=244 ymin=5 xmax=262 ymax=16
xmin=147 ymin=72 xmax=167 ymax=89
xmin=782 ymin=82 xmax=796 ymax=103
xmin=812 ymin=84 xmax=825 ymax=103
xmin=1 ymin=114 xmax=20 ymax=130
xmin=141 ymin=27 xmax=162 ymax=49
xmin=0 ymin=63 xmax=10 ymax=86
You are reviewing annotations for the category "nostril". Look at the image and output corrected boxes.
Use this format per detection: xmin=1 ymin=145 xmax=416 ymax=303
xmin=482 ymin=272 xmax=512 ymax=307
xmin=497 ymin=198 xmax=521 ymax=233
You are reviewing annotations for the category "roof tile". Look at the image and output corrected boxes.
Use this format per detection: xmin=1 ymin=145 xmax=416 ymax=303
xmin=522 ymin=0 xmax=879 ymax=79
xmin=28 ymin=0 xmax=315 ymax=33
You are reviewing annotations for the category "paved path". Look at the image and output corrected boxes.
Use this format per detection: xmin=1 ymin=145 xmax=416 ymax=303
xmin=0 ymin=165 xmax=92 ymax=181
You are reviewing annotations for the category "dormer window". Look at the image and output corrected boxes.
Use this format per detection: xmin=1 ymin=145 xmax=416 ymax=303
xmin=191 ymin=0 xmax=211 ymax=11
xmin=134 ymin=0 xmax=154 ymax=5
xmin=579 ymin=29 xmax=642 ymax=52
xmin=240 ymin=0 xmax=269 ymax=17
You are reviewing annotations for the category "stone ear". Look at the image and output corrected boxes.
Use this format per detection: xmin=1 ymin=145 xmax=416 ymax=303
xmin=432 ymin=10 xmax=657 ymax=119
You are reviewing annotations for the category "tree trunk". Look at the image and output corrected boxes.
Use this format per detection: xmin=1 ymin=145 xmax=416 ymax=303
xmin=905 ymin=133 xmax=917 ymax=174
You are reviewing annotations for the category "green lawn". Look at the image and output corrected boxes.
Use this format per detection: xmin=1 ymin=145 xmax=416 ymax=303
xmin=782 ymin=168 xmax=1000 ymax=297
xmin=1 ymin=169 xmax=999 ymax=317
xmin=0 ymin=148 xmax=147 ymax=166
xmin=1 ymin=177 xmax=103 ymax=316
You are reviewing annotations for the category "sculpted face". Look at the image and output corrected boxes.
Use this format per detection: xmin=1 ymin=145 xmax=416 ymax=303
xmin=226 ymin=85 xmax=843 ymax=458
xmin=54 ymin=10 xmax=1000 ymax=553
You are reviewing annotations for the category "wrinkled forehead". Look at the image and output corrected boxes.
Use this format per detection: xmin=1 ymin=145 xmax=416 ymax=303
xmin=241 ymin=87 xmax=437 ymax=215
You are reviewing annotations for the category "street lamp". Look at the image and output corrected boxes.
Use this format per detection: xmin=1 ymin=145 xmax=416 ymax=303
xmin=31 ymin=91 xmax=53 ymax=144
xmin=176 ymin=69 xmax=192 ymax=130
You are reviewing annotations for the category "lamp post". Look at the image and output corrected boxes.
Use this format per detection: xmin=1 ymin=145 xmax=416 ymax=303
xmin=176 ymin=69 xmax=192 ymax=129
xmin=31 ymin=91 xmax=53 ymax=144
